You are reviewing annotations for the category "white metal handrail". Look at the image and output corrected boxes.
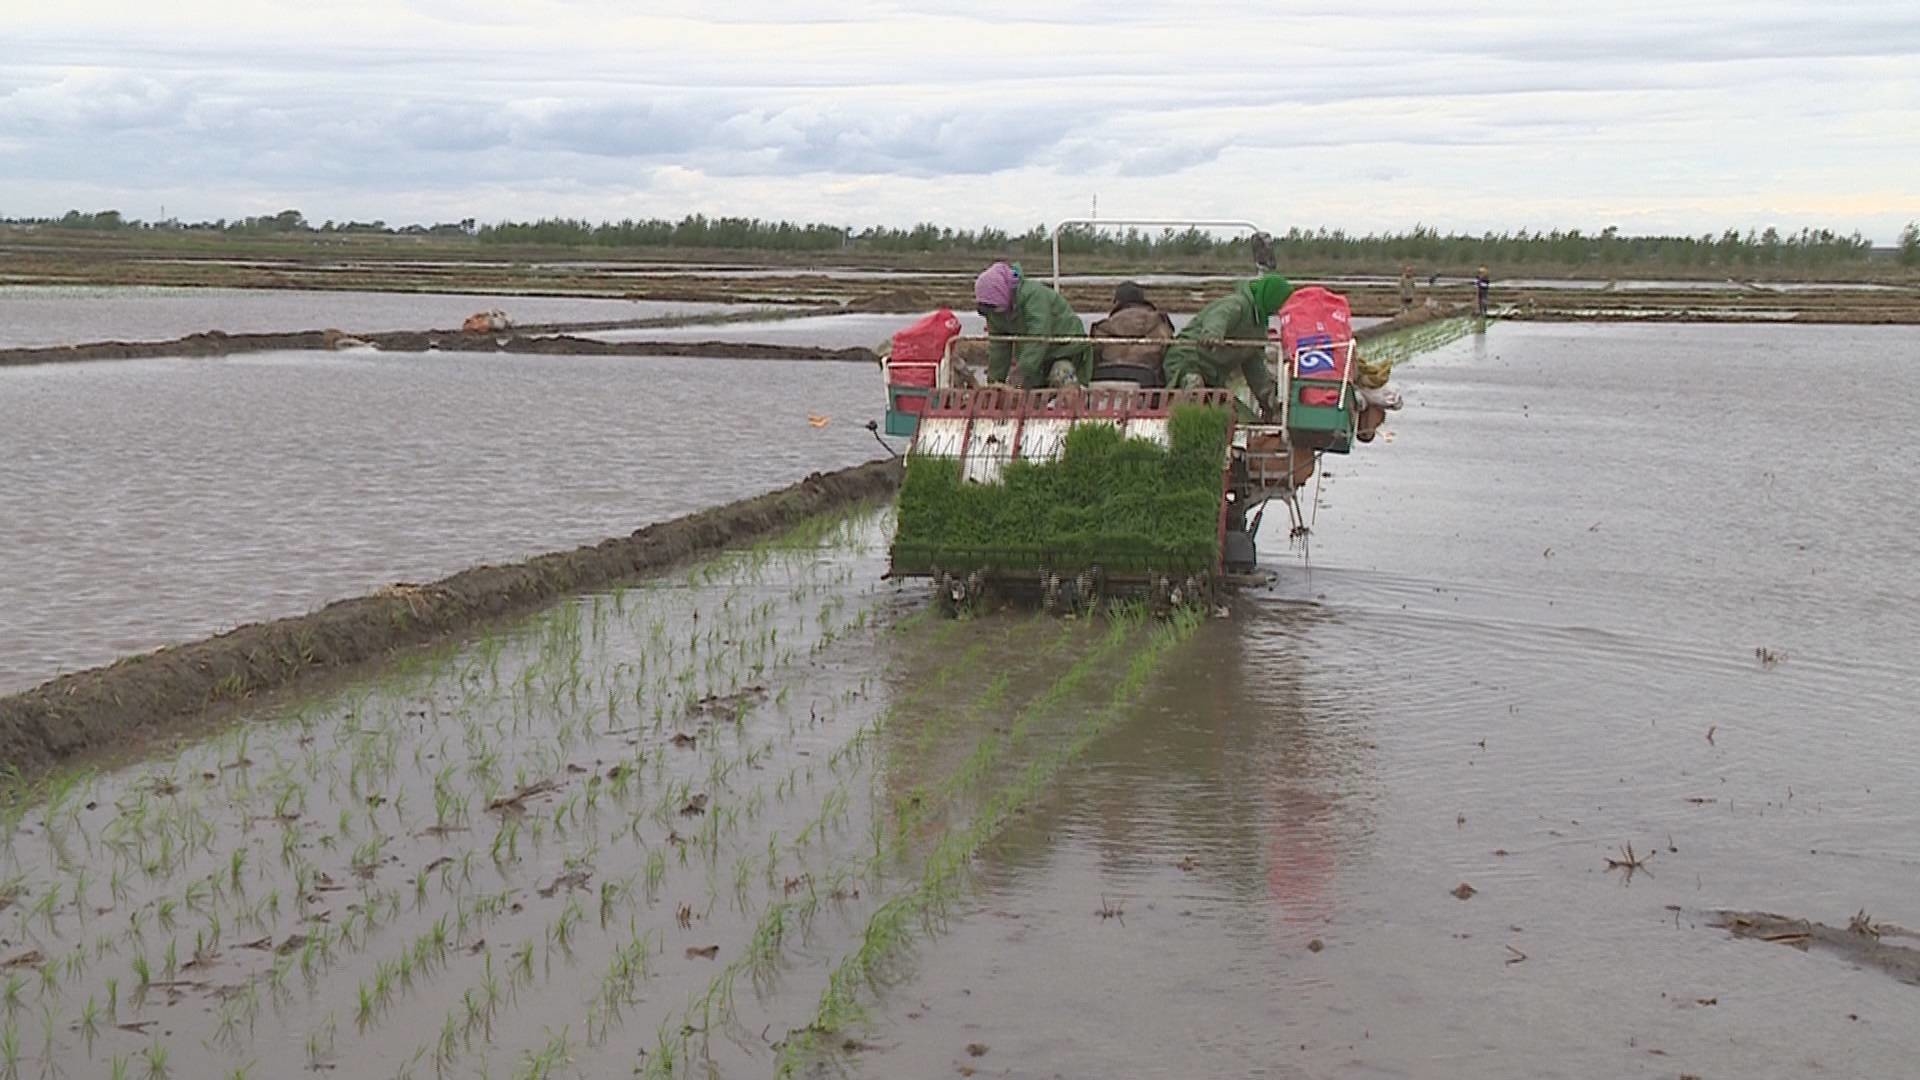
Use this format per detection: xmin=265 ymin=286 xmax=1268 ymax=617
xmin=935 ymin=332 xmax=1275 ymax=390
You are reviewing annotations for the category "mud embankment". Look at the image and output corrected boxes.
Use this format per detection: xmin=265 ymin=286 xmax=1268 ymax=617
xmin=0 ymin=329 xmax=880 ymax=368
xmin=1355 ymin=302 xmax=1467 ymax=340
xmin=0 ymin=459 xmax=902 ymax=779
xmin=0 ymin=301 xmax=1461 ymax=370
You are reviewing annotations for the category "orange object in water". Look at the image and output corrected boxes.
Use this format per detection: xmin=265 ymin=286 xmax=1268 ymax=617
xmin=807 ymin=414 xmax=831 ymax=429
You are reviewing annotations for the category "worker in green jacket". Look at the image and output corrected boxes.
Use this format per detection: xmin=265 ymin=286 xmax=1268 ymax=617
xmin=973 ymin=261 xmax=1091 ymax=388
xmin=1163 ymin=273 xmax=1294 ymax=414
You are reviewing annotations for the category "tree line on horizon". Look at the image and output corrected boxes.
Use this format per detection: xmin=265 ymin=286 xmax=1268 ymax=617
xmin=10 ymin=208 xmax=1919 ymax=269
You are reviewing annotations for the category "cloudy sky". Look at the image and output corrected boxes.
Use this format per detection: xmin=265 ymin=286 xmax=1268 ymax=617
xmin=4 ymin=1 xmax=1917 ymax=240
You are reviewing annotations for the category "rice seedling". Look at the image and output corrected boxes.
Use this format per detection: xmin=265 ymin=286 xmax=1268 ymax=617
xmin=643 ymin=849 xmax=667 ymax=903
xmin=27 ymin=888 xmax=56 ymax=933
xmin=141 ymin=1038 xmax=170 ymax=1079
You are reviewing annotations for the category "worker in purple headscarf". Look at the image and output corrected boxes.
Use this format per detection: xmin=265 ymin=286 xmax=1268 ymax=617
xmin=973 ymin=261 xmax=1090 ymax=388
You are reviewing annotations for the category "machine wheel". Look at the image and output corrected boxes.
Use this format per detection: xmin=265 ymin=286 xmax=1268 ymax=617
xmin=933 ymin=568 xmax=990 ymax=618
xmin=1074 ymin=567 xmax=1104 ymax=617
xmin=962 ymin=570 xmax=989 ymax=616
xmin=1223 ymin=530 xmax=1258 ymax=575
xmin=1149 ymin=574 xmax=1174 ymax=617
xmin=933 ymin=569 xmax=959 ymax=617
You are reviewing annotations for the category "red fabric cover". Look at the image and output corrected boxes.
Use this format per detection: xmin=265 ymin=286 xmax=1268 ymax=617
xmin=1277 ymin=287 xmax=1353 ymax=382
xmin=890 ymin=309 xmax=963 ymax=363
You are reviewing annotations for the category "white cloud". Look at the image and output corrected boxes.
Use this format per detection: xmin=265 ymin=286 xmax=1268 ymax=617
xmin=1 ymin=1 xmax=1916 ymax=240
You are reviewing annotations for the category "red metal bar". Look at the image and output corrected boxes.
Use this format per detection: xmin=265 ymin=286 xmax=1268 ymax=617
xmin=919 ymin=386 xmax=1235 ymax=422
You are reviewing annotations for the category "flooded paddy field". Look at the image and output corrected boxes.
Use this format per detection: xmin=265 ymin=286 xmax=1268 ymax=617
xmin=0 ymin=286 xmax=764 ymax=350
xmin=4 ymin=320 xmax=1920 ymax=1078
xmin=0 ymin=350 xmax=883 ymax=692
xmin=9 ymin=245 xmax=1914 ymax=324
xmin=843 ymin=322 xmax=1920 ymax=1079
xmin=0 ymin=509 xmax=1205 ymax=1077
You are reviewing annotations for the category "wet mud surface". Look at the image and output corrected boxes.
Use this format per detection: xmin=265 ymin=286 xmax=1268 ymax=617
xmin=8 ymin=249 xmax=1912 ymax=330
xmin=0 ymin=284 xmax=765 ymax=350
xmin=1715 ymin=911 xmax=1920 ymax=985
xmin=0 ymin=325 xmax=872 ymax=369
xmin=5 ymin=312 xmax=1920 ymax=1077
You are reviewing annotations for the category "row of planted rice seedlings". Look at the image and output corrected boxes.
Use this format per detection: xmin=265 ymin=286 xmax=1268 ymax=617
xmin=617 ymin=621 xmax=1054 ymax=1077
xmin=0 ymin=506 xmax=942 ymax=1077
xmin=619 ymin=610 xmax=1165 ymax=1075
xmin=777 ymin=605 xmax=1206 ymax=1074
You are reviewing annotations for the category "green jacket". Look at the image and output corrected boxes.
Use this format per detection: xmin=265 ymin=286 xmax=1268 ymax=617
xmin=1162 ymin=282 xmax=1285 ymax=399
xmin=985 ymin=279 xmax=1091 ymax=387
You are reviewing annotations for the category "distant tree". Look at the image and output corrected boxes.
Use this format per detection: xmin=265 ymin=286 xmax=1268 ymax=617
xmin=1902 ymin=223 xmax=1919 ymax=267
xmin=56 ymin=209 xmax=127 ymax=230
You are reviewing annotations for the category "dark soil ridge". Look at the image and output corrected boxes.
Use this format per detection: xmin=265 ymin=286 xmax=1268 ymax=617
xmin=1713 ymin=910 xmax=1920 ymax=985
xmin=0 ymin=328 xmax=880 ymax=368
xmin=1354 ymin=303 xmax=1465 ymax=339
xmin=0 ymin=458 xmax=903 ymax=780
xmin=0 ymin=300 xmax=1451 ymax=370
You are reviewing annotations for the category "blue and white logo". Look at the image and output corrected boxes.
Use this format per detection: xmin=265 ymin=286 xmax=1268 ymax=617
xmin=1295 ymin=345 xmax=1337 ymax=376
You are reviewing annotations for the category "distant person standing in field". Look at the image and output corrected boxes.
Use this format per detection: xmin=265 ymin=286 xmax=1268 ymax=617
xmin=1399 ymin=264 xmax=1416 ymax=312
xmin=1475 ymin=266 xmax=1491 ymax=316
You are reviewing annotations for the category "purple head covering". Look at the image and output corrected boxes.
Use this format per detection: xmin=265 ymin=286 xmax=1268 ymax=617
xmin=974 ymin=261 xmax=1018 ymax=311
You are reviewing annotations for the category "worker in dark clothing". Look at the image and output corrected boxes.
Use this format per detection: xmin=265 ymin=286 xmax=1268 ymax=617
xmin=1474 ymin=266 xmax=1491 ymax=316
xmin=1087 ymin=281 xmax=1173 ymax=387
xmin=1399 ymin=264 xmax=1416 ymax=312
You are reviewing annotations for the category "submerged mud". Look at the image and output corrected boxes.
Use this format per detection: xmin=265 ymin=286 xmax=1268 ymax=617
xmin=0 ymin=299 xmax=1456 ymax=371
xmin=0 ymin=459 xmax=901 ymax=778
xmin=0 ymin=328 xmax=878 ymax=368
xmin=1714 ymin=911 xmax=1920 ymax=986
xmin=8 ymin=236 xmax=1912 ymax=324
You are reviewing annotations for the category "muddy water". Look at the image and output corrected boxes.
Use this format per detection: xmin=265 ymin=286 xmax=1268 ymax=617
xmin=848 ymin=323 xmax=1920 ymax=1079
xmin=0 ymin=519 xmax=906 ymax=1077
xmin=9 ymin=320 xmax=1920 ymax=1078
xmin=0 ymin=350 xmax=883 ymax=691
xmin=0 ymin=512 xmax=1191 ymax=1077
xmin=0 ymin=286 xmax=760 ymax=348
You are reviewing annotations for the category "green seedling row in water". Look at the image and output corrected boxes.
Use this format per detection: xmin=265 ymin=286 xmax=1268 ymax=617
xmin=892 ymin=404 xmax=1230 ymax=573
xmin=0 ymin=504 xmax=907 ymax=1076
xmin=625 ymin=615 xmax=1054 ymax=1073
xmin=635 ymin=614 xmax=1125 ymax=1071
xmin=780 ymin=606 xmax=1204 ymax=1074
